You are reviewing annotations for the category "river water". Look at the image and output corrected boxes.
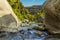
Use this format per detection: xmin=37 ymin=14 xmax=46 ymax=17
xmin=0 ymin=29 xmax=48 ymax=40
xmin=0 ymin=23 xmax=60 ymax=40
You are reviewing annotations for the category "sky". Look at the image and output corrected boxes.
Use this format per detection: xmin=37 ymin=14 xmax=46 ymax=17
xmin=20 ymin=0 xmax=46 ymax=7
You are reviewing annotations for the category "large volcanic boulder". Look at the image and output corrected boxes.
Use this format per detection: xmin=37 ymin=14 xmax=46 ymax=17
xmin=43 ymin=0 xmax=60 ymax=34
xmin=0 ymin=0 xmax=20 ymax=32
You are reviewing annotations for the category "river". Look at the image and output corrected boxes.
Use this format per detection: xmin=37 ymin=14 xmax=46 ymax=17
xmin=0 ymin=23 xmax=60 ymax=40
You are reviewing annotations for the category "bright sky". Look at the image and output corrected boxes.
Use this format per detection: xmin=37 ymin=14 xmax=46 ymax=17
xmin=20 ymin=0 xmax=46 ymax=7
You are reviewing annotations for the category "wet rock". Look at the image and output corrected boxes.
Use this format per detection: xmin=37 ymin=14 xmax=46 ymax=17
xmin=0 ymin=31 xmax=8 ymax=38
xmin=34 ymin=31 xmax=42 ymax=36
xmin=45 ymin=35 xmax=60 ymax=40
xmin=0 ymin=0 xmax=20 ymax=32
xmin=46 ymin=38 xmax=60 ymax=40
xmin=43 ymin=0 xmax=60 ymax=34
xmin=28 ymin=28 xmax=32 ymax=31
xmin=32 ymin=26 xmax=44 ymax=31
xmin=19 ymin=30 xmax=25 ymax=34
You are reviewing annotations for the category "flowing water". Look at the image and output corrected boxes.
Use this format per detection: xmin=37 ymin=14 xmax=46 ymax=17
xmin=0 ymin=23 xmax=60 ymax=40
xmin=0 ymin=24 xmax=48 ymax=40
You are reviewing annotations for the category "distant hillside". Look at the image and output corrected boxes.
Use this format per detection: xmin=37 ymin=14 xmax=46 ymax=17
xmin=7 ymin=0 xmax=44 ymax=22
xmin=25 ymin=5 xmax=42 ymax=15
xmin=25 ymin=5 xmax=44 ymax=22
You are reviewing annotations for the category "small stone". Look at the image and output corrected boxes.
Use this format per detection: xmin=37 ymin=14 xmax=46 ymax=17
xmin=32 ymin=26 xmax=44 ymax=31
xmin=19 ymin=30 xmax=25 ymax=34
xmin=0 ymin=31 xmax=8 ymax=37
xmin=34 ymin=31 xmax=42 ymax=36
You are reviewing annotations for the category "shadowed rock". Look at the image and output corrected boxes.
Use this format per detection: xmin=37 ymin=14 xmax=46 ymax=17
xmin=0 ymin=0 xmax=20 ymax=32
xmin=43 ymin=0 xmax=60 ymax=34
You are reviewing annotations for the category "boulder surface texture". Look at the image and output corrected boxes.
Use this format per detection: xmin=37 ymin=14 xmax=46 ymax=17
xmin=43 ymin=0 xmax=60 ymax=34
xmin=0 ymin=0 xmax=19 ymax=32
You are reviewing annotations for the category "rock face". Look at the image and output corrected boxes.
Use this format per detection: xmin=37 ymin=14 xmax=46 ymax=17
xmin=43 ymin=0 xmax=60 ymax=34
xmin=0 ymin=0 xmax=19 ymax=32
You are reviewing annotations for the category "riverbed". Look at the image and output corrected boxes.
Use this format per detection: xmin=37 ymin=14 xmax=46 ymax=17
xmin=0 ymin=23 xmax=60 ymax=40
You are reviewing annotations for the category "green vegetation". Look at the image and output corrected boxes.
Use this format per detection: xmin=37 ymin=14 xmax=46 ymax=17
xmin=25 ymin=5 xmax=44 ymax=22
xmin=8 ymin=0 xmax=34 ymax=21
xmin=35 ymin=10 xmax=44 ymax=22
xmin=7 ymin=0 xmax=44 ymax=22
